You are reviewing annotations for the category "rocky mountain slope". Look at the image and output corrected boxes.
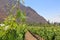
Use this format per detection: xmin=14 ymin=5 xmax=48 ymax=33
xmin=0 ymin=0 xmax=47 ymax=24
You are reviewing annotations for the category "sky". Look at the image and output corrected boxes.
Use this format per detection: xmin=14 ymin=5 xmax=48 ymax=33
xmin=24 ymin=0 xmax=60 ymax=23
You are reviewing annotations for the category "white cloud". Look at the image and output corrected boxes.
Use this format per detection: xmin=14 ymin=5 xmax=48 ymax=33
xmin=48 ymin=16 xmax=60 ymax=23
xmin=52 ymin=16 xmax=60 ymax=23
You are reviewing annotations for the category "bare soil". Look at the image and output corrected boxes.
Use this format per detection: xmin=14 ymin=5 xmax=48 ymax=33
xmin=25 ymin=31 xmax=45 ymax=40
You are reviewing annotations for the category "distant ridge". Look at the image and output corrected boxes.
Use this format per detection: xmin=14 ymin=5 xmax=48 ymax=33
xmin=0 ymin=0 xmax=47 ymax=24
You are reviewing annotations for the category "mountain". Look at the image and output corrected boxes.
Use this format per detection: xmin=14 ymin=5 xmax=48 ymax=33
xmin=0 ymin=0 xmax=47 ymax=24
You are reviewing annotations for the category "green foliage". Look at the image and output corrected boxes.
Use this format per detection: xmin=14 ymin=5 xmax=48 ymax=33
xmin=16 ymin=9 xmax=26 ymax=22
xmin=0 ymin=0 xmax=60 ymax=40
xmin=28 ymin=27 xmax=60 ymax=40
xmin=0 ymin=16 xmax=60 ymax=40
xmin=0 ymin=10 xmax=26 ymax=40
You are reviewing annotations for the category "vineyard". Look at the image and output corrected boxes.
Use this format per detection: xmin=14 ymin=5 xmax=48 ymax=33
xmin=0 ymin=20 xmax=60 ymax=40
xmin=0 ymin=5 xmax=60 ymax=40
xmin=29 ymin=27 xmax=60 ymax=40
xmin=0 ymin=0 xmax=60 ymax=40
xmin=0 ymin=6 xmax=60 ymax=40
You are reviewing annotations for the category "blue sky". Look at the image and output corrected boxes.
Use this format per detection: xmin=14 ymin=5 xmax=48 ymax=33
xmin=24 ymin=0 xmax=60 ymax=23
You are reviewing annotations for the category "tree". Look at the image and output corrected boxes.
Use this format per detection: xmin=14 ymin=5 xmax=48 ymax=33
xmin=4 ymin=0 xmax=25 ymax=24
xmin=16 ymin=0 xmax=24 ymax=9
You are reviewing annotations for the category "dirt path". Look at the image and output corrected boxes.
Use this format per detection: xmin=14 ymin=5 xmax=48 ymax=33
xmin=25 ymin=31 xmax=45 ymax=40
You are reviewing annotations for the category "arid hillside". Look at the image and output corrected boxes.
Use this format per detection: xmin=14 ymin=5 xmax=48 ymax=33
xmin=0 ymin=0 xmax=47 ymax=24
